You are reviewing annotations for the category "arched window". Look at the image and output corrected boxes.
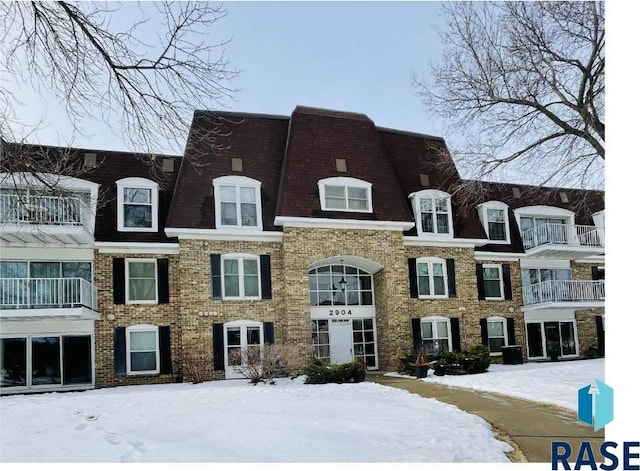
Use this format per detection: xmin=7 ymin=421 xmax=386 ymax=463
xmin=409 ymin=189 xmax=453 ymax=238
xmin=317 ymin=177 xmax=373 ymax=213
xmin=212 ymin=175 xmax=263 ymax=230
xmin=308 ymin=263 xmax=373 ymax=306
xmin=116 ymin=177 xmax=159 ymax=232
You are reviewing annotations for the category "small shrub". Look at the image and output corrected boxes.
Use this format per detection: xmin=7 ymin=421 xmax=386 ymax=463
xmin=181 ymin=354 xmax=213 ymax=384
xmin=429 ymin=345 xmax=490 ymax=376
xmin=304 ymin=358 xmax=367 ymax=384
xmin=228 ymin=344 xmax=307 ymax=384
xmin=398 ymin=350 xmax=418 ymax=375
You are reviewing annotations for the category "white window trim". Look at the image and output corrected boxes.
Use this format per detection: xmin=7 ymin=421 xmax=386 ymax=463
xmin=482 ymin=264 xmax=505 ymax=301
xmin=212 ymin=176 xmax=263 ymax=231
xmin=409 ymin=189 xmax=454 ymax=239
xmin=592 ymin=209 xmax=604 ymax=228
xmin=317 ymin=177 xmax=373 ymax=213
xmin=416 ymin=257 xmax=448 ymax=299
xmin=420 ymin=316 xmax=452 ymax=352
xmin=125 ymin=324 xmax=160 ymax=375
xmin=477 ymin=201 xmax=511 ymax=244
xmin=486 ymin=316 xmax=508 ymax=356
xmin=125 ymin=258 xmax=158 ymax=305
xmin=221 ymin=253 xmax=261 ymax=300
xmin=116 ymin=177 xmax=159 ymax=233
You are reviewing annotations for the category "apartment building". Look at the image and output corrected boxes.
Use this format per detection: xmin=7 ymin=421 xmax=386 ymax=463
xmin=0 ymin=106 xmax=605 ymax=394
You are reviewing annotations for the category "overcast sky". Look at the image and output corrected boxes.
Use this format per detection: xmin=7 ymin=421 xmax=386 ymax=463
xmin=9 ymin=2 xmax=447 ymax=152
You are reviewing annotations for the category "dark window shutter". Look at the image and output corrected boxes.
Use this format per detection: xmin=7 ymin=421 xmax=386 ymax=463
xmin=408 ymin=258 xmax=418 ymax=298
xmin=159 ymin=326 xmax=172 ymax=374
xmin=213 ymin=323 xmax=225 ymax=371
xmin=114 ymin=327 xmax=126 ymax=376
xmin=158 ymin=259 xmax=170 ymax=304
xmin=506 ymin=318 xmax=516 ymax=345
xmin=411 ymin=318 xmax=422 ymax=350
xmin=450 ymin=318 xmax=461 ymax=353
xmin=211 ymin=254 xmax=222 ymax=300
xmin=596 ymin=316 xmax=605 ymax=355
xmin=480 ymin=318 xmax=488 ymax=346
xmin=476 ymin=263 xmax=486 ymax=300
xmin=502 ymin=264 xmax=512 ymax=300
xmin=592 ymin=267 xmax=604 ymax=280
xmin=446 ymin=259 xmax=457 ymax=298
xmin=113 ymin=258 xmax=125 ymax=305
xmin=264 ymin=322 xmax=275 ymax=345
xmin=260 ymin=255 xmax=272 ymax=300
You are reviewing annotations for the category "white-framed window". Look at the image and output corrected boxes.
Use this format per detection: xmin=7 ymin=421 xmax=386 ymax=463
xmin=416 ymin=257 xmax=448 ymax=298
xmin=212 ymin=176 xmax=263 ymax=230
xmin=125 ymin=259 xmax=158 ymax=304
xmin=482 ymin=264 xmax=504 ymax=300
xmin=420 ymin=316 xmax=451 ymax=356
xmin=116 ymin=177 xmax=159 ymax=232
xmin=409 ymin=189 xmax=453 ymax=238
xmin=477 ymin=201 xmax=510 ymax=242
xmin=126 ymin=325 xmax=159 ymax=375
xmin=486 ymin=316 xmax=508 ymax=354
xmin=317 ymin=177 xmax=373 ymax=213
xmin=222 ymin=254 xmax=261 ymax=300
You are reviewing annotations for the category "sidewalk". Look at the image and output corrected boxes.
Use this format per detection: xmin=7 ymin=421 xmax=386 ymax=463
xmin=368 ymin=373 xmax=605 ymax=463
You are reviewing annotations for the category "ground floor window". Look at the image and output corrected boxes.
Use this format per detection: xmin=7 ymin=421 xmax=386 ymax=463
xmin=126 ymin=325 xmax=159 ymax=375
xmin=487 ymin=316 xmax=508 ymax=353
xmin=352 ymin=319 xmax=376 ymax=367
xmin=311 ymin=320 xmax=330 ymax=362
xmin=420 ymin=316 xmax=451 ymax=357
xmin=1 ymin=334 xmax=92 ymax=390
xmin=526 ymin=320 xmax=577 ymax=359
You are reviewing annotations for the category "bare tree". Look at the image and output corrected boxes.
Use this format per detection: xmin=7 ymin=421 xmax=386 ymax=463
xmin=0 ymin=1 xmax=238 ymax=180
xmin=415 ymin=2 xmax=604 ymax=190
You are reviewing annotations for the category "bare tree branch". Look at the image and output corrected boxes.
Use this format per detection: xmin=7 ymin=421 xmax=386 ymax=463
xmin=414 ymin=1 xmax=604 ymax=191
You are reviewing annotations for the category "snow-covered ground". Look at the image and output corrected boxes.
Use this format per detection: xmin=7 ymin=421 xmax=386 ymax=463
xmin=391 ymin=358 xmax=604 ymax=411
xmin=0 ymin=377 xmax=512 ymax=463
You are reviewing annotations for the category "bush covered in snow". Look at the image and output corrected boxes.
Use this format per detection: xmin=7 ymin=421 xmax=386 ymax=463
xmin=304 ymin=358 xmax=367 ymax=384
xmin=431 ymin=345 xmax=490 ymax=376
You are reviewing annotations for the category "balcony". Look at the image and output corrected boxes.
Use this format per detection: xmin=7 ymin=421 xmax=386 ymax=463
xmin=0 ymin=278 xmax=99 ymax=320
xmin=521 ymin=223 xmax=604 ymax=259
xmin=0 ymin=191 xmax=94 ymax=246
xmin=522 ymin=280 xmax=605 ymax=311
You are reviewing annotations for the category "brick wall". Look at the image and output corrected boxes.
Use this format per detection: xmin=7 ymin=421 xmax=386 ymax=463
xmin=94 ymin=251 xmax=181 ymax=388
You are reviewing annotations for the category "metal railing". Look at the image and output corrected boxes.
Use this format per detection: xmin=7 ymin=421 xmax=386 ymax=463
xmin=521 ymin=223 xmax=604 ymax=250
xmin=0 ymin=192 xmax=84 ymax=226
xmin=0 ymin=277 xmax=97 ymax=310
xmin=523 ymin=280 xmax=605 ymax=305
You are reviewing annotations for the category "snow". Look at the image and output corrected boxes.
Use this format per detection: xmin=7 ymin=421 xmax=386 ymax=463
xmin=0 ymin=376 xmax=512 ymax=463
xmin=389 ymin=358 xmax=604 ymax=411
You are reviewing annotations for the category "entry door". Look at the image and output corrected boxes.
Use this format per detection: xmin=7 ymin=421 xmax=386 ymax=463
xmin=329 ymin=320 xmax=353 ymax=364
xmin=224 ymin=322 xmax=262 ymax=379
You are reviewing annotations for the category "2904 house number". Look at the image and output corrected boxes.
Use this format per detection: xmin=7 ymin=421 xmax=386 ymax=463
xmin=329 ymin=309 xmax=352 ymax=316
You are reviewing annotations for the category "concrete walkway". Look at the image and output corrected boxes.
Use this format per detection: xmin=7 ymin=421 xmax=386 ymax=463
xmin=368 ymin=373 xmax=605 ymax=463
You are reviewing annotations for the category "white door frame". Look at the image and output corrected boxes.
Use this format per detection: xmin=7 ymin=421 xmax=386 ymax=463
xmin=222 ymin=320 xmax=263 ymax=379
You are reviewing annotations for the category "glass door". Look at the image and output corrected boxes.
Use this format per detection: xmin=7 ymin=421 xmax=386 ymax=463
xmin=224 ymin=322 xmax=263 ymax=379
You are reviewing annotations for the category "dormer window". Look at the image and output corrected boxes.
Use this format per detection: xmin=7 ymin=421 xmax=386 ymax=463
xmin=212 ymin=176 xmax=263 ymax=230
xmin=318 ymin=177 xmax=372 ymax=213
xmin=477 ymin=201 xmax=510 ymax=243
xmin=116 ymin=177 xmax=158 ymax=232
xmin=409 ymin=189 xmax=453 ymax=238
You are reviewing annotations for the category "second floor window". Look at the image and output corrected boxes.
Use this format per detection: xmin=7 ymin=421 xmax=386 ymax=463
xmin=416 ymin=258 xmax=447 ymax=298
xmin=126 ymin=259 xmax=158 ymax=304
xmin=222 ymin=255 xmax=260 ymax=299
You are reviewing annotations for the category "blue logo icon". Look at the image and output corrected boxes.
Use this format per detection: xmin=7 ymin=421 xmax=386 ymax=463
xmin=577 ymin=378 xmax=613 ymax=431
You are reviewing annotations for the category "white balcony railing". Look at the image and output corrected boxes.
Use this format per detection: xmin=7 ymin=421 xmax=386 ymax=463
xmin=0 ymin=278 xmax=97 ymax=310
xmin=523 ymin=280 xmax=605 ymax=306
xmin=521 ymin=223 xmax=604 ymax=250
xmin=0 ymin=192 xmax=84 ymax=226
